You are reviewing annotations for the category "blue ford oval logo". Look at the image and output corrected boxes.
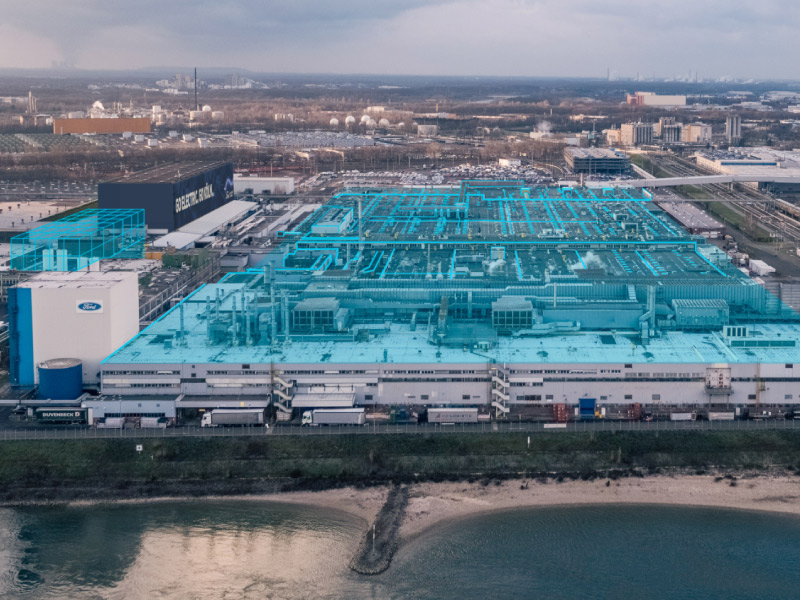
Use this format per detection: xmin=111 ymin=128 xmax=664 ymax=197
xmin=78 ymin=302 xmax=102 ymax=311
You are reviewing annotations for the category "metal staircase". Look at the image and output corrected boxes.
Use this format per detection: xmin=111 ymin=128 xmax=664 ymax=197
xmin=272 ymin=374 xmax=295 ymax=421
xmin=490 ymin=367 xmax=510 ymax=418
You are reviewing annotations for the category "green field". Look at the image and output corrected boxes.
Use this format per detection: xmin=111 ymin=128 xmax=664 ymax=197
xmin=630 ymin=154 xmax=672 ymax=179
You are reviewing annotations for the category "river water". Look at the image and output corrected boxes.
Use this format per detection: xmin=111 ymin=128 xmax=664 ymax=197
xmin=1 ymin=501 xmax=799 ymax=599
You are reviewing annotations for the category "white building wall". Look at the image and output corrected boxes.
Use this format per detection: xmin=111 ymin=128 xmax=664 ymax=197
xmin=30 ymin=272 xmax=139 ymax=384
xmin=640 ymin=94 xmax=687 ymax=107
xmin=100 ymin=359 xmax=800 ymax=407
xmin=234 ymin=175 xmax=295 ymax=195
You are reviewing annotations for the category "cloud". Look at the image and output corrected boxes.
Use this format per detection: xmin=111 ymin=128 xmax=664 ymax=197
xmin=0 ymin=23 xmax=63 ymax=68
xmin=1 ymin=0 xmax=798 ymax=79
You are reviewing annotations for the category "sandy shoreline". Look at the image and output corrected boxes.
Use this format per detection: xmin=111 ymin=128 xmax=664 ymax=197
xmin=397 ymin=474 xmax=800 ymax=542
xmin=54 ymin=487 xmax=390 ymax=528
xmin=248 ymin=473 xmax=800 ymax=543
xmin=6 ymin=474 xmax=800 ymax=543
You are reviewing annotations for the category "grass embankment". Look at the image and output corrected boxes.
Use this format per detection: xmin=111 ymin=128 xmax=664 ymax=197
xmin=1 ymin=431 xmax=800 ymax=503
xmin=699 ymin=201 xmax=774 ymax=242
xmin=630 ymin=154 xmax=711 ymax=199
xmin=630 ymin=154 xmax=672 ymax=179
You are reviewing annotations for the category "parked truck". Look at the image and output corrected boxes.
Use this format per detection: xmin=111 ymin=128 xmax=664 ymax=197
xmin=97 ymin=417 xmax=125 ymax=429
xmin=140 ymin=417 xmax=169 ymax=429
xmin=302 ymin=408 xmax=366 ymax=426
xmin=201 ymin=408 xmax=266 ymax=428
xmin=708 ymin=411 xmax=735 ymax=421
xmin=670 ymin=412 xmax=697 ymax=421
xmin=427 ymin=407 xmax=479 ymax=424
xmin=35 ymin=407 xmax=90 ymax=425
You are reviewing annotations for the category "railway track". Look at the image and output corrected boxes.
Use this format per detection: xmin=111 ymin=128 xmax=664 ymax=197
xmin=652 ymin=155 xmax=800 ymax=243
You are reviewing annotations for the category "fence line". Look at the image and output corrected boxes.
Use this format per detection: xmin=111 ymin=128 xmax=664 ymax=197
xmin=0 ymin=417 xmax=797 ymax=441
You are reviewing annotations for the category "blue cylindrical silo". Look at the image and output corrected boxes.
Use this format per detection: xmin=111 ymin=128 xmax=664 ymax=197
xmin=38 ymin=358 xmax=83 ymax=400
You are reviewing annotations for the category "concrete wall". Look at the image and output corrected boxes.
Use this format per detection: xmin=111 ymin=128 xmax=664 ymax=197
xmin=234 ymin=175 xmax=295 ymax=195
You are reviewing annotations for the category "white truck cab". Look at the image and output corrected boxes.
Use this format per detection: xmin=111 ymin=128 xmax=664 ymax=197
xmin=301 ymin=411 xmax=314 ymax=426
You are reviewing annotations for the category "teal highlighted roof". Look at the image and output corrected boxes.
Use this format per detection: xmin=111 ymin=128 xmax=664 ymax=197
xmin=286 ymin=182 xmax=678 ymax=245
xmin=11 ymin=208 xmax=145 ymax=271
xmin=104 ymin=182 xmax=799 ymax=367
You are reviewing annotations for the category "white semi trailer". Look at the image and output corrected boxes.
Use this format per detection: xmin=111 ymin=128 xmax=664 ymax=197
xmin=201 ymin=409 xmax=267 ymax=427
xmin=302 ymin=408 xmax=366 ymax=426
xmin=427 ymin=407 xmax=479 ymax=424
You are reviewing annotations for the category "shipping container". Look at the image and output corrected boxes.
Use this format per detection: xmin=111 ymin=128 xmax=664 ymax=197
xmin=302 ymin=408 xmax=366 ymax=426
xmin=708 ymin=411 xmax=735 ymax=421
xmin=201 ymin=408 xmax=265 ymax=427
xmin=97 ymin=417 xmax=125 ymax=429
xmin=670 ymin=412 xmax=696 ymax=421
xmin=579 ymin=397 xmax=597 ymax=420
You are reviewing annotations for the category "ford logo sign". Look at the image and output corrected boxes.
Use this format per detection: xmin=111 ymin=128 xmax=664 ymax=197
xmin=78 ymin=302 xmax=102 ymax=311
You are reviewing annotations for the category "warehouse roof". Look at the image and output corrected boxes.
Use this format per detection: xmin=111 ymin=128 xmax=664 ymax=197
xmin=104 ymin=299 xmax=800 ymax=365
xmin=15 ymin=270 xmax=136 ymax=289
xmin=179 ymin=200 xmax=258 ymax=235
xmin=151 ymin=200 xmax=258 ymax=249
xmin=103 ymin=161 xmax=231 ymax=184
xmin=658 ymin=202 xmax=724 ymax=231
xmin=101 ymin=182 xmax=799 ymax=369
xmin=565 ymin=148 xmax=627 ymax=159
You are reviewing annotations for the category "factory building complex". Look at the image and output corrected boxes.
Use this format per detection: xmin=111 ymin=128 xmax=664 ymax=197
xmin=98 ymin=161 xmax=235 ymax=232
xmin=96 ymin=181 xmax=800 ymax=419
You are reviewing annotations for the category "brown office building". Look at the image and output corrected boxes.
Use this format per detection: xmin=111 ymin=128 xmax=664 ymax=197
xmin=53 ymin=118 xmax=151 ymax=135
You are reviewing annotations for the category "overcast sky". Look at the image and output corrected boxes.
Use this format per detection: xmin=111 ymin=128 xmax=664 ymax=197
xmin=1 ymin=0 xmax=797 ymax=79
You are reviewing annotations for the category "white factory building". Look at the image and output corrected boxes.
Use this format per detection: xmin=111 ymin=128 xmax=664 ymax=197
xmin=620 ymin=122 xmax=653 ymax=146
xmin=695 ymin=148 xmax=800 ymax=192
xmin=234 ymin=175 xmax=295 ymax=195
xmin=8 ymin=270 xmax=139 ymax=387
xmin=627 ymin=92 xmax=687 ymax=108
